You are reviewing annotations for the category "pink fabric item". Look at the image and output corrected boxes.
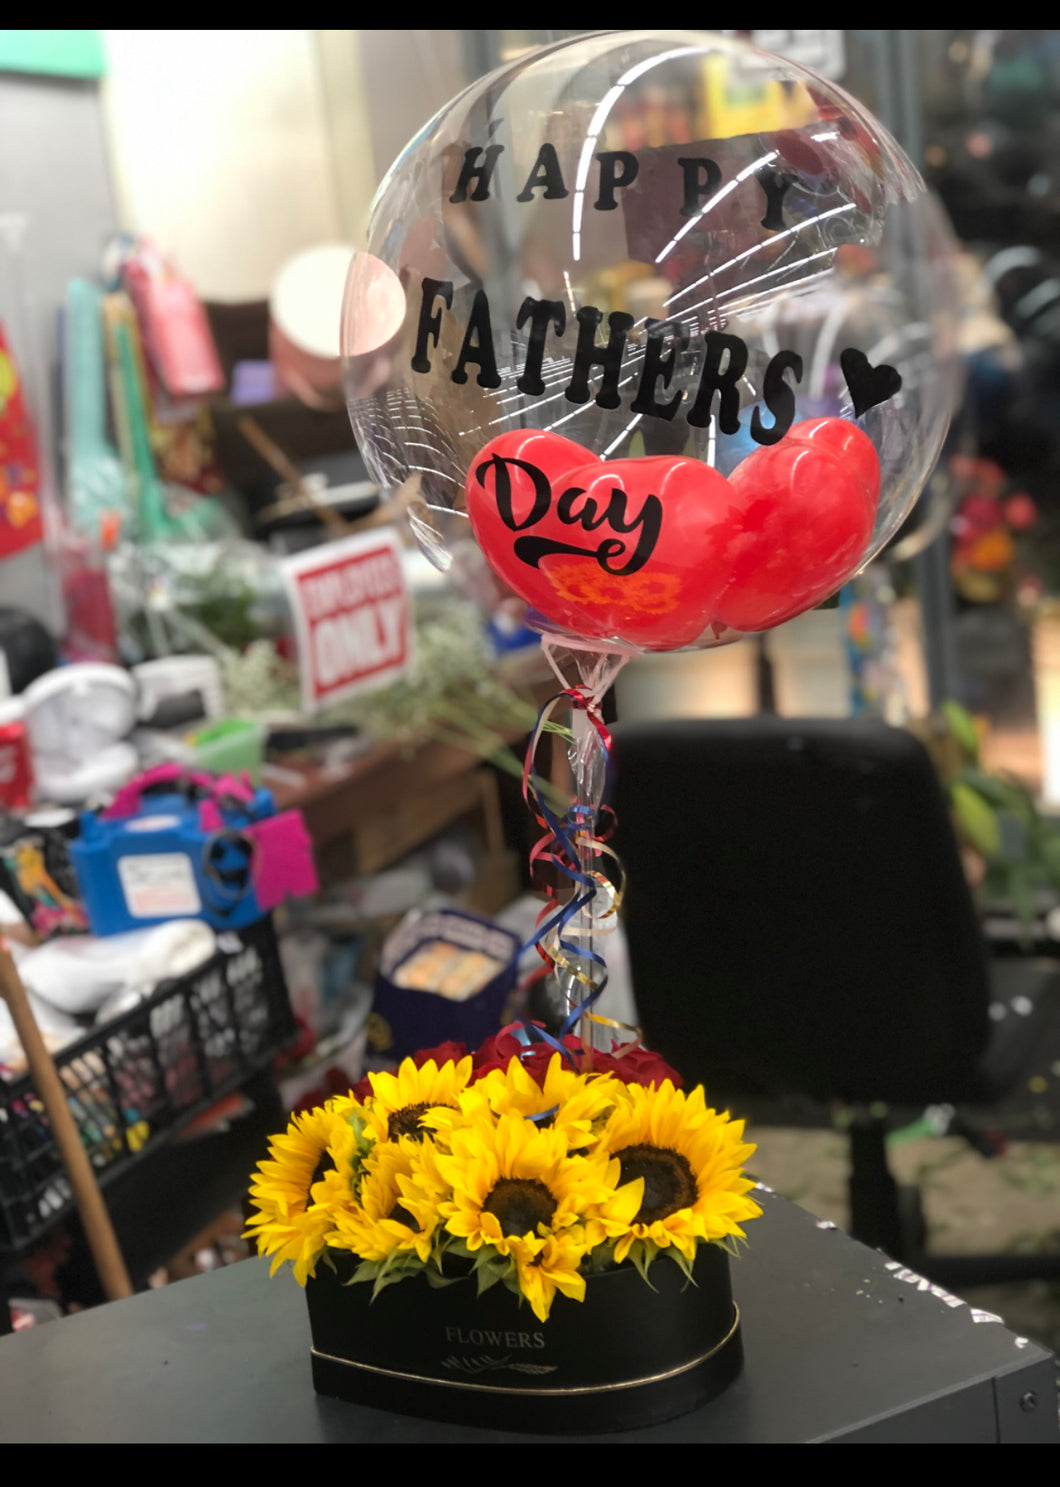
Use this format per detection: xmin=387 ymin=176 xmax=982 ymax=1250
xmin=198 ymin=800 xmax=224 ymax=834
xmin=212 ymin=771 xmax=255 ymax=802
xmin=103 ymin=764 xmax=256 ymax=820
xmin=248 ymin=812 xmax=318 ymax=909
xmin=103 ymin=763 xmax=186 ymax=818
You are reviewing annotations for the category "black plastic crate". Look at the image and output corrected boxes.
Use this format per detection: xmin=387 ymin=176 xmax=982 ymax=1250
xmin=0 ymin=916 xmax=294 ymax=1254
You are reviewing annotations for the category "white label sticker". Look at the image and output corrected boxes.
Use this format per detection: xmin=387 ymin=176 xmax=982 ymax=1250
xmin=117 ymin=853 xmax=201 ymax=919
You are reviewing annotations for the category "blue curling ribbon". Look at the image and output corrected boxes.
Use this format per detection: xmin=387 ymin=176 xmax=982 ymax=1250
xmin=511 ymin=688 xmax=617 ymax=1067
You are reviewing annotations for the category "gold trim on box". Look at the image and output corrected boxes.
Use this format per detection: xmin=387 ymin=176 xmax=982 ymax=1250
xmin=311 ymin=1304 xmax=739 ymax=1397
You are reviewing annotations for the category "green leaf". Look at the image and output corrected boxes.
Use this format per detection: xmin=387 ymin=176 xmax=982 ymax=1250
xmin=665 ymin=1247 xmax=698 ymax=1286
xmin=940 ymin=700 xmax=980 ymax=762
xmin=1007 ymin=867 xmax=1038 ymax=937
xmin=627 ymin=1240 xmax=660 ymax=1291
xmin=423 ymin=1268 xmax=461 ymax=1289
xmin=370 ymin=1266 xmax=418 ymax=1302
xmin=471 ymin=1258 xmax=510 ymax=1294
xmin=344 ymin=1259 xmax=382 ymax=1288
xmin=376 ymin=1249 xmax=424 ymax=1283
xmin=956 ymin=767 xmax=1022 ymax=811
xmin=475 ymin=1261 xmax=508 ymax=1297
xmin=1039 ymin=831 xmax=1060 ymax=887
xmin=951 ymin=781 xmax=1002 ymax=857
xmin=583 ymin=1241 xmax=616 ymax=1274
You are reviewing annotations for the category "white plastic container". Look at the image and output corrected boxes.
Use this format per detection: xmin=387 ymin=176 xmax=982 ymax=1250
xmin=614 ymin=643 xmax=758 ymax=722
xmin=767 ymin=610 xmax=851 ymax=718
xmin=1033 ymin=605 xmax=1060 ymax=806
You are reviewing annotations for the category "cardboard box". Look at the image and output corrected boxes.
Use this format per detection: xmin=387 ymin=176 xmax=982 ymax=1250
xmin=371 ymin=909 xmax=520 ymax=1062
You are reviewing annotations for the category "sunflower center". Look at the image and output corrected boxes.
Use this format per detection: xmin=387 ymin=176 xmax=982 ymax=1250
xmin=617 ymin=1144 xmax=697 ymax=1224
xmin=387 ymin=1201 xmax=418 ymax=1231
xmin=387 ymin=1101 xmax=454 ymax=1141
xmin=482 ymin=1178 xmax=557 ymax=1237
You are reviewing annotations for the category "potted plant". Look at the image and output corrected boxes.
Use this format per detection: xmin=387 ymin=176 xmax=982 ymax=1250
xmin=911 ymin=699 xmax=1060 ymax=937
xmin=246 ymin=1032 xmax=760 ymax=1433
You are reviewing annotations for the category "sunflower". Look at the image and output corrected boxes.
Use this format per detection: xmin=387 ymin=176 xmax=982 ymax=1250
xmin=592 ymin=1081 xmax=761 ymax=1264
xmin=511 ymin=1228 xmax=589 ymax=1324
xmin=326 ymin=1136 xmax=448 ymax=1265
xmin=305 ymin=1096 xmax=365 ymax=1221
xmin=244 ymin=1102 xmax=351 ymax=1284
xmin=437 ymin=1111 xmax=613 ymax=1261
xmin=433 ymin=1053 xmax=623 ymax=1154
xmin=361 ymin=1056 xmax=474 ymax=1147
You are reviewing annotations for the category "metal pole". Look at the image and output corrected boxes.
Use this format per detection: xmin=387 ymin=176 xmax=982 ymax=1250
xmin=0 ymin=944 xmax=133 ymax=1300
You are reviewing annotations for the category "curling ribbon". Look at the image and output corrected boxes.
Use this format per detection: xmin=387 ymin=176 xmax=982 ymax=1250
xmin=513 ymin=686 xmax=639 ymax=1071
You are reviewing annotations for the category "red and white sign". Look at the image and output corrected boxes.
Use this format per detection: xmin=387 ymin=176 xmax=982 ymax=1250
xmin=281 ymin=529 xmax=412 ymax=713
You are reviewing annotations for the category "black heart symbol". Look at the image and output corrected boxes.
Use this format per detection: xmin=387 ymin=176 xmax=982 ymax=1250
xmin=840 ymin=347 xmax=902 ymax=418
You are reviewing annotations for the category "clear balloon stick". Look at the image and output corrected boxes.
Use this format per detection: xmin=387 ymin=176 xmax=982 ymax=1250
xmin=541 ymin=638 xmax=627 ymax=1046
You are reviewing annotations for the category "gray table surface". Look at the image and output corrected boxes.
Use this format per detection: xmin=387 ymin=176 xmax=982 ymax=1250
xmin=0 ymin=1190 xmax=1055 ymax=1443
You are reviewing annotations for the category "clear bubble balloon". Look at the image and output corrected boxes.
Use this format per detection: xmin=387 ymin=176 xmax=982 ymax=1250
xmin=342 ymin=30 xmax=959 ymax=654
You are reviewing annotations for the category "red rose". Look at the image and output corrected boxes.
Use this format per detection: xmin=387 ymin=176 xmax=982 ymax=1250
xmin=1004 ymin=493 xmax=1038 ymax=531
xmin=413 ymin=1040 xmax=469 ymax=1068
xmin=350 ymin=1072 xmax=373 ymax=1101
xmin=471 ymin=1025 xmax=543 ymax=1077
xmin=954 ymin=494 xmax=1004 ymax=536
xmin=471 ymin=1024 xmax=683 ymax=1088
xmin=600 ymin=1043 xmax=683 ymax=1089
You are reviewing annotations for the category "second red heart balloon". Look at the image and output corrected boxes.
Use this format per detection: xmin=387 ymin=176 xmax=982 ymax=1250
xmin=713 ymin=418 xmax=881 ymax=632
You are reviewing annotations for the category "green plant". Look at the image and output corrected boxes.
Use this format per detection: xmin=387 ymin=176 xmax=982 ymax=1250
xmin=218 ymin=595 xmax=571 ymax=808
xmin=914 ymin=699 xmax=1060 ymax=934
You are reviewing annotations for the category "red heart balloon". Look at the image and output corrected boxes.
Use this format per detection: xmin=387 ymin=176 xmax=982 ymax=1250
xmin=466 ymin=430 xmax=736 ymax=649
xmin=465 ymin=418 xmax=880 ymax=648
xmin=713 ymin=418 xmax=880 ymax=632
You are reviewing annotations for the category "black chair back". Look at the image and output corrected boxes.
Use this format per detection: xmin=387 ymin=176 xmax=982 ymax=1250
xmin=611 ymin=717 xmax=993 ymax=1106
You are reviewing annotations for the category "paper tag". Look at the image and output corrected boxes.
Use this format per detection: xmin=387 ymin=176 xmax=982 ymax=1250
xmin=117 ymin=852 xmax=201 ymax=918
xmin=281 ymin=528 xmax=412 ymax=713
